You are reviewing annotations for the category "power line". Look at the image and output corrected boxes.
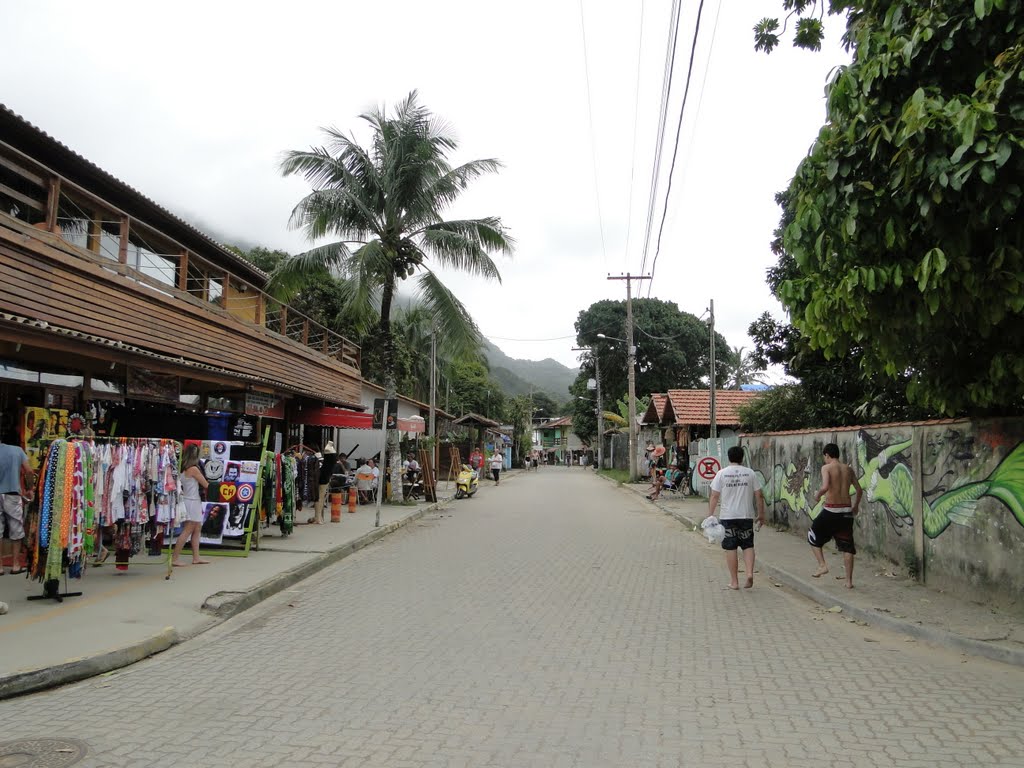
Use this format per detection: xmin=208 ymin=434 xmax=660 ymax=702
xmin=648 ymin=0 xmax=710 ymax=289
xmin=487 ymin=334 xmax=577 ymax=342
xmin=648 ymin=0 xmax=723 ymax=299
xmin=578 ymin=0 xmax=608 ymax=266
xmin=623 ymin=0 xmax=646 ymax=272
xmin=638 ymin=0 xmax=683 ymax=277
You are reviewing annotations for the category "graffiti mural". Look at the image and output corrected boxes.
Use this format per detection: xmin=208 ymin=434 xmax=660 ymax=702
xmin=756 ymin=429 xmax=1024 ymax=540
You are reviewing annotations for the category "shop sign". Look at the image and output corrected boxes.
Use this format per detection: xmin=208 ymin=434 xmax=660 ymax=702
xmin=245 ymin=391 xmax=285 ymax=419
xmin=231 ymin=414 xmax=256 ymax=441
xmin=127 ymin=367 xmax=179 ymax=403
xmin=372 ymin=398 xmax=398 ymax=429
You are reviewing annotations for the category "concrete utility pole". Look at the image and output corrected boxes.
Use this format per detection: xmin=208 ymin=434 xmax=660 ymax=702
xmin=608 ymin=273 xmax=651 ymax=483
xmin=709 ymin=298 xmax=717 ymax=439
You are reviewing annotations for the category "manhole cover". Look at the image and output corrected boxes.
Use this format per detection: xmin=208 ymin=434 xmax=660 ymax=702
xmin=0 ymin=739 xmax=87 ymax=767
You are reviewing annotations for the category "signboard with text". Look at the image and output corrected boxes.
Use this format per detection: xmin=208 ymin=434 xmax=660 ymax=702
xmin=245 ymin=391 xmax=285 ymax=420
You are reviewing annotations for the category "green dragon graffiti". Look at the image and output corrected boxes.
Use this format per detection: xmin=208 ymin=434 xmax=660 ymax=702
xmin=759 ymin=433 xmax=1024 ymax=539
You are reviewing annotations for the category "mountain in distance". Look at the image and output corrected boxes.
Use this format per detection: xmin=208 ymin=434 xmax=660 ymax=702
xmin=483 ymin=340 xmax=578 ymax=400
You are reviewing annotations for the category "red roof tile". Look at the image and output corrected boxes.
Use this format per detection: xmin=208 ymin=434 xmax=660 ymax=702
xmin=642 ymin=394 xmax=668 ymax=424
xmin=665 ymin=390 xmax=762 ymax=426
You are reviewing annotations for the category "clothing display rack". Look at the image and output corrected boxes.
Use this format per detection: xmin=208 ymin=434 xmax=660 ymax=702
xmin=25 ymin=436 xmax=183 ymax=602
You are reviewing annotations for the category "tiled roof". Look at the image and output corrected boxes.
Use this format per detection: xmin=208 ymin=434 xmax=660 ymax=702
xmin=537 ymin=416 xmax=572 ymax=429
xmin=665 ymin=389 xmax=762 ymax=426
xmin=642 ymin=394 xmax=668 ymax=424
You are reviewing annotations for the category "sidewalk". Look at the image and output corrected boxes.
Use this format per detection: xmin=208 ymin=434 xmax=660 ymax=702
xmin=617 ymin=477 xmax=1024 ymax=667
xmin=0 ymin=484 xmax=470 ymax=700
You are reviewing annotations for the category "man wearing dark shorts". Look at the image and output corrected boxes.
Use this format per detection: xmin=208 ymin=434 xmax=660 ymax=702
xmin=706 ymin=446 xmax=766 ymax=589
xmin=809 ymin=443 xmax=863 ymax=588
xmin=0 ymin=433 xmax=33 ymax=575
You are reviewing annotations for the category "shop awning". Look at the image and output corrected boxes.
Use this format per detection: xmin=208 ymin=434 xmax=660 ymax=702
xmin=294 ymin=406 xmax=425 ymax=433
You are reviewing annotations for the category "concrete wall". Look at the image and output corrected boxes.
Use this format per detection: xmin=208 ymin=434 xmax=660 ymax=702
xmin=742 ymin=418 xmax=1024 ymax=606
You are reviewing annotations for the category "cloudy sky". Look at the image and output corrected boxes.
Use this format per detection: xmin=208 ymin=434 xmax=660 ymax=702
xmin=2 ymin=1 xmax=847 ymax=371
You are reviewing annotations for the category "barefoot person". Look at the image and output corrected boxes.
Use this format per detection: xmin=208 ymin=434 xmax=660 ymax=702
xmin=172 ymin=444 xmax=211 ymax=567
xmin=707 ymin=446 xmax=766 ymax=589
xmin=809 ymin=443 xmax=863 ymax=588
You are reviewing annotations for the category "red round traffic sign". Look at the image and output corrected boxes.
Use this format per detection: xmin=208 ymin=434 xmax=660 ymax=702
xmin=697 ymin=457 xmax=721 ymax=480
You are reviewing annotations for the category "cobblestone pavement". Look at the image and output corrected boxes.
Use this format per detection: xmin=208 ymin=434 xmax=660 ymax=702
xmin=1 ymin=467 xmax=1022 ymax=767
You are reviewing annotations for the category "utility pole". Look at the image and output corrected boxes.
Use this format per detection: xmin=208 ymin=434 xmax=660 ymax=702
xmin=608 ymin=273 xmax=651 ymax=483
xmin=709 ymin=298 xmax=717 ymax=439
xmin=429 ymin=327 xmax=437 ymax=471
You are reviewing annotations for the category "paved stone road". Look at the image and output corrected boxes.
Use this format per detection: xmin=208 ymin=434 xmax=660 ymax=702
xmin=2 ymin=468 xmax=1022 ymax=767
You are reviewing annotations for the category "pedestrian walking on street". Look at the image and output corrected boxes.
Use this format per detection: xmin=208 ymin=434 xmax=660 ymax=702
xmin=809 ymin=443 xmax=863 ymax=588
xmin=706 ymin=446 xmax=766 ymax=589
xmin=172 ymin=444 xmax=211 ymax=567
xmin=489 ymin=447 xmax=504 ymax=485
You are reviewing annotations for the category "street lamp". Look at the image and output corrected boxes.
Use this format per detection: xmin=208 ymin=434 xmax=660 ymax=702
xmin=597 ymin=332 xmax=638 ymax=482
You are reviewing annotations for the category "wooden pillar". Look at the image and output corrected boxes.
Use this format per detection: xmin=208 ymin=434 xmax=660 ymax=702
xmin=322 ymin=329 xmax=329 ymax=355
xmin=178 ymin=251 xmax=189 ymax=292
xmin=279 ymin=305 xmax=288 ymax=336
xmin=118 ymin=216 xmax=130 ymax=264
xmin=221 ymin=272 xmax=229 ymax=308
xmin=256 ymin=293 xmax=265 ymax=327
xmin=87 ymin=212 xmax=102 ymax=254
xmin=45 ymin=177 xmax=60 ymax=232
xmin=301 ymin=319 xmax=309 ymax=346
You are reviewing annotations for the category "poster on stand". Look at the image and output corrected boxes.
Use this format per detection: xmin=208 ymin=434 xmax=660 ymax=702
xmin=200 ymin=502 xmax=229 ymax=544
xmin=222 ymin=460 xmax=259 ymax=537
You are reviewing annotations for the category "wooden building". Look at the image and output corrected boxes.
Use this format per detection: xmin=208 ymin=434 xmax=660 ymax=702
xmin=0 ymin=104 xmax=364 ymax=451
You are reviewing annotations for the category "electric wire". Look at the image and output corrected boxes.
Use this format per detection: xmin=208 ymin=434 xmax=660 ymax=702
xmin=638 ymin=0 xmax=682 ymax=277
xmin=622 ymin=0 xmax=646 ymax=272
xmin=578 ymin=0 xmax=608 ymax=266
xmin=648 ymin=0 xmax=709 ymax=290
xmin=647 ymin=0 xmax=723 ymax=299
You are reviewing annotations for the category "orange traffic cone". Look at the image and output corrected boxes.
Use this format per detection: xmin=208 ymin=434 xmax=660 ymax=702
xmin=347 ymin=486 xmax=357 ymax=513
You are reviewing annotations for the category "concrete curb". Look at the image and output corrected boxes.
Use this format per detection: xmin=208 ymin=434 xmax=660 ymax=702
xmin=633 ymin=485 xmax=1024 ymax=669
xmin=0 ymin=626 xmax=178 ymax=701
xmin=0 ymin=499 xmax=449 ymax=700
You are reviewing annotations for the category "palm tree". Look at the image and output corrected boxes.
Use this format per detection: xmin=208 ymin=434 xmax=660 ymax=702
xmin=275 ymin=91 xmax=514 ymax=498
xmin=726 ymin=345 xmax=768 ymax=390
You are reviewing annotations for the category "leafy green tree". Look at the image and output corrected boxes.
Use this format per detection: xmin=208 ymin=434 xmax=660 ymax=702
xmin=573 ymin=298 xmax=731 ymax=406
xmin=758 ymin=1 xmax=1024 ymax=415
xmin=275 ymin=92 xmax=513 ymax=496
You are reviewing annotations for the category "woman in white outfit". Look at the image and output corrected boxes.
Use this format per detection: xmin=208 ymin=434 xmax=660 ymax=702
xmin=172 ymin=444 xmax=211 ymax=566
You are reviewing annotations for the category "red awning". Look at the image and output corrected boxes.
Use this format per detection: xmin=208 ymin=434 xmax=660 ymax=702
xmin=294 ymin=406 xmax=425 ymax=433
xmin=295 ymin=406 xmax=372 ymax=429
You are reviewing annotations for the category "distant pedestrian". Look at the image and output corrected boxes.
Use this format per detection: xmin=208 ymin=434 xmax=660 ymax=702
xmin=809 ymin=443 xmax=863 ymax=588
xmin=489 ymin=448 xmax=504 ymax=485
xmin=706 ymin=446 xmax=766 ymax=589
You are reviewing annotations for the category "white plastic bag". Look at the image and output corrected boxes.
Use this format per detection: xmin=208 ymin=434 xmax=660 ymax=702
xmin=701 ymin=516 xmax=726 ymax=544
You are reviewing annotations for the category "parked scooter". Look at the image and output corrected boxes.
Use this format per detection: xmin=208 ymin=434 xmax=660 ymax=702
xmin=454 ymin=464 xmax=479 ymax=499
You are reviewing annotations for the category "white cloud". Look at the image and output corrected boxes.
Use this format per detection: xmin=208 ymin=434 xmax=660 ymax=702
xmin=1 ymin=0 xmax=849 ymax=370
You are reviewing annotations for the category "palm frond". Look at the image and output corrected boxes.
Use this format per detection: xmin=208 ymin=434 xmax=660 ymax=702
xmin=415 ymin=269 xmax=482 ymax=356
xmin=266 ymin=241 xmax=354 ymax=299
xmin=287 ymin=190 xmax=380 ymax=242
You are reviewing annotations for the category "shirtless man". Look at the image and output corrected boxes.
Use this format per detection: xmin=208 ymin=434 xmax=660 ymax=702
xmin=808 ymin=443 xmax=863 ymax=588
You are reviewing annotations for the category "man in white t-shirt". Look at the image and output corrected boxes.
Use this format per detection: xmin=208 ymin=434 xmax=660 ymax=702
xmin=707 ymin=446 xmax=766 ymax=590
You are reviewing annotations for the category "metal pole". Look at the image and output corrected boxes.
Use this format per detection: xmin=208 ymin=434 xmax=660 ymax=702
xmin=709 ymin=298 xmax=717 ymax=439
xmin=429 ymin=328 xmax=437 ymax=471
xmin=374 ymin=410 xmax=387 ymax=527
xmin=595 ymin=351 xmax=604 ymax=470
